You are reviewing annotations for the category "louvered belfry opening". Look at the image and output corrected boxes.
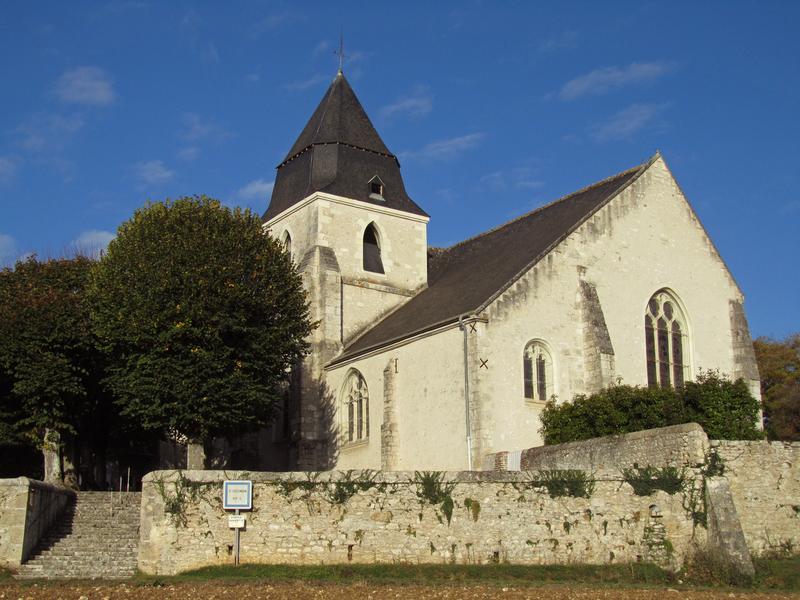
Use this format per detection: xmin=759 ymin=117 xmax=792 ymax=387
xmin=363 ymin=223 xmax=384 ymax=274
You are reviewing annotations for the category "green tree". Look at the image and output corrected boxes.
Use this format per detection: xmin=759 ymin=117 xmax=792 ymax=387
xmin=0 ymin=256 xmax=102 ymax=483
xmin=754 ymin=334 xmax=800 ymax=441
xmin=88 ymin=196 xmax=312 ymax=467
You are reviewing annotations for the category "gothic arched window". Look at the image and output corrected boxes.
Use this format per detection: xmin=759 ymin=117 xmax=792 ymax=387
xmin=363 ymin=223 xmax=384 ymax=274
xmin=281 ymin=230 xmax=292 ymax=260
xmin=341 ymin=370 xmax=369 ymax=443
xmin=645 ymin=290 xmax=689 ymax=388
xmin=523 ymin=340 xmax=554 ymax=401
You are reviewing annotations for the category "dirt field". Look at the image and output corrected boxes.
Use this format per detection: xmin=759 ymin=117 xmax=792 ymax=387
xmin=1 ymin=581 xmax=799 ymax=600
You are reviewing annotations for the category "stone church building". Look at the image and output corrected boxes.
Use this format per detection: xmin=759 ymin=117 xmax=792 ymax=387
xmin=260 ymin=71 xmax=760 ymax=472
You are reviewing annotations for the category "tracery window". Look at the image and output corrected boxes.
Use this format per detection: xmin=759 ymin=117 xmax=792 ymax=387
xmin=341 ymin=370 xmax=369 ymax=443
xmin=645 ymin=290 xmax=689 ymax=388
xmin=523 ymin=341 xmax=554 ymax=401
xmin=363 ymin=223 xmax=384 ymax=274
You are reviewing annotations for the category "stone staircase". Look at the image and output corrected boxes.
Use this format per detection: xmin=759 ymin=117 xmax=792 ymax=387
xmin=17 ymin=492 xmax=141 ymax=579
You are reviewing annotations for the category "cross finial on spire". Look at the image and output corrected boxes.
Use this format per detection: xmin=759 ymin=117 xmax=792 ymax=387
xmin=335 ymin=28 xmax=345 ymax=74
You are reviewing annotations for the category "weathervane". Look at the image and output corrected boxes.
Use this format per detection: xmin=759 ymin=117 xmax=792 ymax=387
xmin=335 ymin=28 xmax=345 ymax=74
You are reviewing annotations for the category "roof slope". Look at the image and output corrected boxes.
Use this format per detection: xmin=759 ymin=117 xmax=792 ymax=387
xmin=331 ymin=158 xmax=652 ymax=365
xmin=263 ymin=73 xmax=427 ymax=221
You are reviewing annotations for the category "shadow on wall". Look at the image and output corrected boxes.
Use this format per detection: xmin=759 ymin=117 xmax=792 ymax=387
xmin=291 ymin=375 xmax=340 ymax=471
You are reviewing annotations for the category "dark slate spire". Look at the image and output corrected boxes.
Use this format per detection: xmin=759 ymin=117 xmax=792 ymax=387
xmin=263 ymin=72 xmax=427 ymax=221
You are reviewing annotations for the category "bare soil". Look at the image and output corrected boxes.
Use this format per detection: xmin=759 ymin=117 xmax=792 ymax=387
xmin=1 ymin=581 xmax=798 ymax=600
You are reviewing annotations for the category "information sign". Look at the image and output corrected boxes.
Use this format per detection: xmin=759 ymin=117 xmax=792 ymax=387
xmin=228 ymin=514 xmax=246 ymax=529
xmin=223 ymin=480 xmax=252 ymax=510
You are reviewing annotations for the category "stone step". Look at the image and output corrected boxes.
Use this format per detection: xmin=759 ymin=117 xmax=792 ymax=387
xmin=19 ymin=491 xmax=142 ymax=580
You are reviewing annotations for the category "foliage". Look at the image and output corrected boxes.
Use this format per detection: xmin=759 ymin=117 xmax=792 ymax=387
xmin=413 ymin=471 xmax=457 ymax=525
xmin=540 ymin=371 xmax=762 ymax=444
xmin=754 ymin=334 xmax=800 ymax=441
xmin=528 ymin=469 xmax=595 ymax=498
xmin=0 ymin=256 xmax=113 ymax=479
xmin=621 ymin=465 xmax=684 ymax=496
xmin=324 ymin=470 xmax=382 ymax=506
xmin=152 ymin=471 xmax=215 ymax=527
xmin=88 ymin=197 xmax=313 ymax=449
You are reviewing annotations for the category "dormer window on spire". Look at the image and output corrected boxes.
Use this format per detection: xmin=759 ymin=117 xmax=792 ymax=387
xmin=369 ymin=176 xmax=385 ymax=201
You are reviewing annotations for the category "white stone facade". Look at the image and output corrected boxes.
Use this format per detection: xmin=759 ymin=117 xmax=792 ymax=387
xmin=265 ymin=156 xmax=759 ymax=472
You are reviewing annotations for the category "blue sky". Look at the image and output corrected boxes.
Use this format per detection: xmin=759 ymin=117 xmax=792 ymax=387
xmin=0 ymin=1 xmax=798 ymax=339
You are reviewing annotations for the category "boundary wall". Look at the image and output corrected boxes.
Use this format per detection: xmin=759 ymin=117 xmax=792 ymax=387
xmin=139 ymin=469 xmax=698 ymax=575
xmin=0 ymin=477 xmax=74 ymax=568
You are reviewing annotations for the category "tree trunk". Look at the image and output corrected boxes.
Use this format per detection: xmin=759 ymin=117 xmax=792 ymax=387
xmin=62 ymin=435 xmax=80 ymax=490
xmin=186 ymin=441 xmax=207 ymax=470
xmin=42 ymin=428 xmax=63 ymax=484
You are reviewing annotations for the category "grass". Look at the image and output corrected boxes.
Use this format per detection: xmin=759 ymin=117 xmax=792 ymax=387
xmin=135 ymin=563 xmax=674 ymax=588
xmin=0 ymin=567 xmax=12 ymax=581
xmin=753 ymin=556 xmax=800 ymax=590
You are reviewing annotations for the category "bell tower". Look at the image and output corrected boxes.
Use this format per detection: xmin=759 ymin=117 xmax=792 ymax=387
xmin=263 ymin=71 xmax=429 ymax=469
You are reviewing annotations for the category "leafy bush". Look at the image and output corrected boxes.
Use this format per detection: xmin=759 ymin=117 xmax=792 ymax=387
xmin=540 ymin=371 xmax=762 ymax=444
xmin=529 ymin=469 xmax=595 ymax=498
xmin=622 ymin=465 xmax=684 ymax=496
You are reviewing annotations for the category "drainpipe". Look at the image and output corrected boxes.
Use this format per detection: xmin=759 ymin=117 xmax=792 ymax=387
xmin=459 ymin=316 xmax=473 ymax=471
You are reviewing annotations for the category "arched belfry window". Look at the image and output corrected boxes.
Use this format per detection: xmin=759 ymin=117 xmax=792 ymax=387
xmin=645 ymin=290 xmax=689 ymax=388
xmin=523 ymin=341 xmax=554 ymax=401
xmin=341 ymin=370 xmax=369 ymax=443
xmin=363 ymin=223 xmax=384 ymax=274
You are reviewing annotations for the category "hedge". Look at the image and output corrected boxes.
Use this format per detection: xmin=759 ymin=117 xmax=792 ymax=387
xmin=539 ymin=371 xmax=762 ymax=444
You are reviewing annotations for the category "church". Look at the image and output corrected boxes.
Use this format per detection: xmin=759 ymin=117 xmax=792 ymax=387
xmin=260 ymin=70 xmax=760 ymax=472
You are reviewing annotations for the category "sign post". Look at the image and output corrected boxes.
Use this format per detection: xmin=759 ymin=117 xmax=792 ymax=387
xmin=223 ymin=480 xmax=252 ymax=566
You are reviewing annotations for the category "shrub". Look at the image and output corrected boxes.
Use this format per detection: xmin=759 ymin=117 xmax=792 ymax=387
xmin=540 ymin=371 xmax=762 ymax=444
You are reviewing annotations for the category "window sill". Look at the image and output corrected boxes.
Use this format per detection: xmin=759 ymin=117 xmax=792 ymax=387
xmin=524 ymin=398 xmax=547 ymax=408
xmin=341 ymin=439 xmax=369 ymax=451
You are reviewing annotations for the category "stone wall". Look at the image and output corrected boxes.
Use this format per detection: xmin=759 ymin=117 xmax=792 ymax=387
xmin=0 ymin=477 xmax=73 ymax=568
xmin=483 ymin=426 xmax=800 ymax=561
xmin=714 ymin=440 xmax=800 ymax=556
xmin=482 ymin=423 xmax=709 ymax=475
xmin=138 ymin=469 xmax=701 ymax=575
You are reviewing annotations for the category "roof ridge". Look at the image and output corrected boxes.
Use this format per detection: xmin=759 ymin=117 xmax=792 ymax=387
xmin=439 ymin=159 xmax=650 ymax=255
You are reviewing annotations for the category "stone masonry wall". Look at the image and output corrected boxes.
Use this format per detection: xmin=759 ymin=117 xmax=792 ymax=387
xmin=482 ymin=424 xmax=709 ymax=475
xmin=714 ymin=440 xmax=800 ymax=556
xmin=138 ymin=469 xmax=699 ymax=576
xmin=0 ymin=477 xmax=73 ymax=568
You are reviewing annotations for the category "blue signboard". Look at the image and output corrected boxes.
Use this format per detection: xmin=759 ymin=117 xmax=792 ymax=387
xmin=223 ymin=480 xmax=252 ymax=510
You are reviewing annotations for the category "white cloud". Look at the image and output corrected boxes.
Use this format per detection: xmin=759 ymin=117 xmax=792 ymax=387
xmin=249 ymin=11 xmax=303 ymax=37
xmin=73 ymin=229 xmax=115 ymax=256
xmin=55 ymin=66 xmax=116 ymax=106
xmin=480 ymin=166 xmax=544 ymax=191
xmin=402 ymin=133 xmax=484 ymax=162
xmin=591 ymin=103 xmax=668 ymax=141
xmin=245 ymin=73 xmax=260 ymax=83
xmin=16 ymin=113 xmax=84 ymax=152
xmin=203 ymin=43 xmax=220 ymax=64
xmin=0 ymin=157 xmax=17 ymax=183
xmin=0 ymin=234 xmax=16 ymax=262
xmin=134 ymin=160 xmax=175 ymax=185
xmin=313 ymin=40 xmax=330 ymax=57
xmin=180 ymin=113 xmax=229 ymax=142
xmin=558 ymin=62 xmax=673 ymax=100
xmin=177 ymin=146 xmax=199 ymax=161
xmin=380 ymin=87 xmax=433 ymax=119
xmin=283 ymin=73 xmax=328 ymax=92
xmin=539 ymin=30 xmax=579 ymax=53
xmin=238 ymin=179 xmax=274 ymax=200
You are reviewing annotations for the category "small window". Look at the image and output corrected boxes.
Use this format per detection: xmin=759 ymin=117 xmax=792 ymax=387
xmin=341 ymin=370 xmax=369 ymax=443
xmin=363 ymin=223 xmax=384 ymax=274
xmin=368 ymin=175 xmax=385 ymax=201
xmin=281 ymin=230 xmax=292 ymax=259
xmin=523 ymin=341 xmax=554 ymax=401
